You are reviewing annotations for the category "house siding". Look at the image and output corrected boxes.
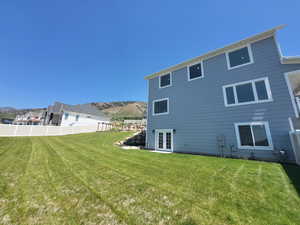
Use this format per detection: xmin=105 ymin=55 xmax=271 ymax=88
xmin=60 ymin=111 xmax=108 ymax=127
xmin=147 ymin=36 xmax=300 ymax=162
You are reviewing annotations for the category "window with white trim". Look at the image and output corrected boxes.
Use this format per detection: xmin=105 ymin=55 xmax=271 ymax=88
xmin=153 ymin=98 xmax=169 ymax=115
xmin=75 ymin=115 xmax=80 ymax=121
xmin=234 ymin=122 xmax=273 ymax=150
xmin=223 ymin=77 xmax=272 ymax=107
xmin=64 ymin=113 xmax=69 ymax=120
xmin=159 ymin=73 xmax=171 ymax=88
xmin=226 ymin=45 xmax=254 ymax=69
xmin=155 ymin=129 xmax=173 ymax=151
xmin=188 ymin=62 xmax=204 ymax=81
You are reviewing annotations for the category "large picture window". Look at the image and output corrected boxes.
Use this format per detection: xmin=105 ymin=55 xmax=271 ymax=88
xmin=159 ymin=73 xmax=172 ymax=88
xmin=223 ymin=77 xmax=272 ymax=107
xmin=234 ymin=122 xmax=273 ymax=150
xmin=153 ymin=98 xmax=169 ymax=115
xmin=226 ymin=45 xmax=254 ymax=69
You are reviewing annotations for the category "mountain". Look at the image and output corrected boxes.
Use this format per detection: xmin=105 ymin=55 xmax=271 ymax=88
xmin=0 ymin=107 xmax=16 ymax=113
xmin=0 ymin=101 xmax=147 ymax=123
xmin=91 ymin=101 xmax=147 ymax=121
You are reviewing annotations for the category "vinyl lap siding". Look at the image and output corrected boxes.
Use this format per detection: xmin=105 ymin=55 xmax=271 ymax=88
xmin=147 ymin=36 xmax=300 ymax=161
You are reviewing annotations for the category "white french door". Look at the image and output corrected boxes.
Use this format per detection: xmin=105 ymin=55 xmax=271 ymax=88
xmin=155 ymin=129 xmax=173 ymax=151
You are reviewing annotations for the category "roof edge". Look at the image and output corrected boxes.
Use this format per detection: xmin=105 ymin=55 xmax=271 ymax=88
xmin=145 ymin=25 xmax=286 ymax=80
xmin=281 ymin=56 xmax=300 ymax=64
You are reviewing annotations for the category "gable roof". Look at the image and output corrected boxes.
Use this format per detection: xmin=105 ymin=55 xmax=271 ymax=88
xmin=48 ymin=102 xmax=110 ymax=121
xmin=144 ymin=25 xmax=285 ymax=80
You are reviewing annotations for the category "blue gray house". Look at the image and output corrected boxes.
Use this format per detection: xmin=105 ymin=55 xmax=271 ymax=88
xmin=145 ymin=25 xmax=300 ymax=162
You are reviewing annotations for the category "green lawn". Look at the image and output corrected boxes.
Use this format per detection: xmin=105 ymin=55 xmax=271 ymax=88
xmin=0 ymin=132 xmax=299 ymax=225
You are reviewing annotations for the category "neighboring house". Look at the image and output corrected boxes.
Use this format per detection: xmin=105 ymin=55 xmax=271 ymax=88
xmin=145 ymin=25 xmax=300 ymax=163
xmin=13 ymin=111 xmax=45 ymax=125
xmin=44 ymin=102 xmax=110 ymax=126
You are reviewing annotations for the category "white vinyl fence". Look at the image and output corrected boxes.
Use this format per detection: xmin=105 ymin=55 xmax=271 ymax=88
xmin=289 ymin=130 xmax=300 ymax=165
xmin=0 ymin=123 xmax=113 ymax=137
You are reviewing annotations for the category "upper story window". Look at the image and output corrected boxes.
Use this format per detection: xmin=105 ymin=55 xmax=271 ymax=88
xmin=188 ymin=61 xmax=204 ymax=81
xmin=159 ymin=73 xmax=172 ymax=88
xmin=234 ymin=122 xmax=273 ymax=150
xmin=75 ymin=115 xmax=79 ymax=121
xmin=226 ymin=45 xmax=254 ymax=70
xmin=64 ymin=113 xmax=69 ymax=120
xmin=153 ymin=98 xmax=169 ymax=116
xmin=223 ymin=77 xmax=272 ymax=107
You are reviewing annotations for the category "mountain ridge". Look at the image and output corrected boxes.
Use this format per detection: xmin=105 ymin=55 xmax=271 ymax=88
xmin=0 ymin=101 xmax=147 ymax=122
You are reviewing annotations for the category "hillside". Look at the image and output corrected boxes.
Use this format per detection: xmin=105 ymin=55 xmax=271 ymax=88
xmin=0 ymin=101 xmax=147 ymax=122
xmin=91 ymin=101 xmax=147 ymax=121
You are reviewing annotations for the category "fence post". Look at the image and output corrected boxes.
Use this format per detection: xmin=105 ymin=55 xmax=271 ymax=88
xmin=29 ymin=125 xmax=33 ymax=136
xmin=12 ymin=125 xmax=18 ymax=136
xmin=13 ymin=125 xmax=18 ymax=137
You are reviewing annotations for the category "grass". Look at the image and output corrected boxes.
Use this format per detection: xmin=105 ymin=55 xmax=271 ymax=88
xmin=0 ymin=131 xmax=299 ymax=225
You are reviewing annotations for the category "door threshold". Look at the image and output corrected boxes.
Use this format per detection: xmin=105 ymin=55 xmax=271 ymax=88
xmin=150 ymin=150 xmax=172 ymax=154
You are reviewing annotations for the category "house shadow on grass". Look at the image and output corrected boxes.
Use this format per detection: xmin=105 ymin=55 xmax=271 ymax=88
xmin=281 ymin=163 xmax=300 ymax=196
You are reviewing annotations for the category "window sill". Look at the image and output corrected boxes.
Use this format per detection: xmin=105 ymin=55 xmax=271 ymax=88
xmin=225 ymin=99 xmax=273 ymax=107
xmin=227 ymin=61 xmax=254 ymax=70
xmin=238 ymin=146 xmax=273 ymax=151
xmin=188 ymin=76 xmax=204 ymax=82
xmin=159 ymin=84 xmax=172 ymax=89
xmin=152 ymin=112 xmax=169 ymax=116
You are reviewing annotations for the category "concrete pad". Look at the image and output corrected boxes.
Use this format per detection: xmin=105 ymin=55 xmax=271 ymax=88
xmin=149 ymin=150 xmax=172 ymax=154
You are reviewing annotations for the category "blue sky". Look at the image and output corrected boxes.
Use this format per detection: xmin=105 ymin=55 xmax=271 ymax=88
xmin=1 ymin=0 xmax=299 ymax=108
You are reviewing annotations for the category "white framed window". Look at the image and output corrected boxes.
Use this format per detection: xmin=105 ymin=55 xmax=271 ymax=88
xmin=234 ymin=121 xmax=273 ymax=150
xmin=64 ymin=113 xmax=69 ymax=120
xmin=222 ymin=77 xmax=273 ymax=107
xmin=188 ymin=61 xmax=204 ymax=81
xmin=155 ymin=129 xmax=173 ymax=151
xmin=75 ymin=115 xmax=80 ymax=121
xmin=226 ymin=44 xmax=254 ymax=70
xmin=159 ymin=73 xmax=172 ymax=88
xmin=152 ymin=98 xmax=169 ymax=116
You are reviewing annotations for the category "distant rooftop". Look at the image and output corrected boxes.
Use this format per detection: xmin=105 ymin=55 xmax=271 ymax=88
xmin=48 ymin=102 xmax=110 ymax=121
